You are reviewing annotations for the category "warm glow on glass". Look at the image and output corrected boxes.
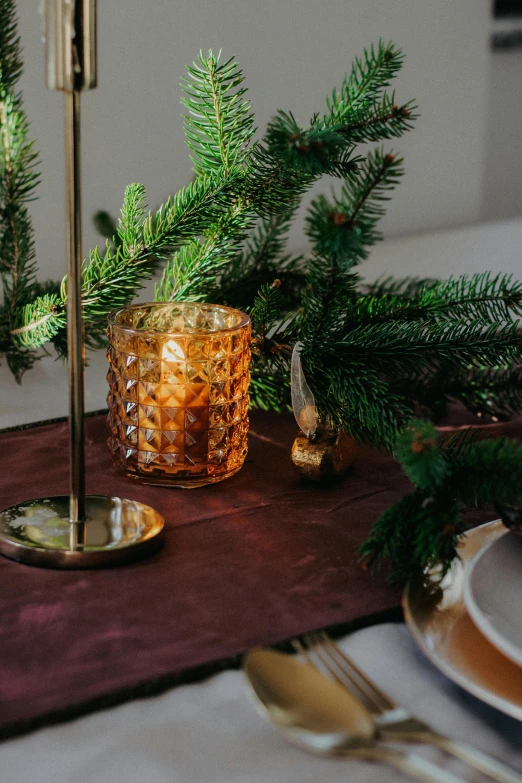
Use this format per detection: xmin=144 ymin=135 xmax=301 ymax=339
xmin=162 ymin=338 xmax=185 ymax=364
xmin=106 ymin=303 xmax=251 ymax=487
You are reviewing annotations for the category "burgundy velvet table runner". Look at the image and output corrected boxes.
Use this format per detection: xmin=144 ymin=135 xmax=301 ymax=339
xmin=0 ymin=411 xmax=508 ymax=740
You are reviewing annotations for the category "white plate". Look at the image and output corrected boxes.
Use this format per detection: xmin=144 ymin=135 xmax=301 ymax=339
xmin=403 ymin=520 xmax=522 ymax=722
xmin=464 ymin=531 xmax=522 ymax=668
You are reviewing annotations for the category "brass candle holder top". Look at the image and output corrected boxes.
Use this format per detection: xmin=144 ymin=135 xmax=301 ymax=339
xmin=45 ymin=0 xmax=97 ymax=92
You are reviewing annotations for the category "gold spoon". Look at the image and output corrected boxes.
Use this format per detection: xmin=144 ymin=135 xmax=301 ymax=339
xmin=243 ymin=649 xmax=467 ymax=783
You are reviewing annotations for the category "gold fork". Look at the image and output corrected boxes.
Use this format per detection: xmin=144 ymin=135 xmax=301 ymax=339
xmin=296 ymin=631 xmax=522 ymax=783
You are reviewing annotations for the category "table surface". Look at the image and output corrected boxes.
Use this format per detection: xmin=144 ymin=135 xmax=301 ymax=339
xmin=0 ymin=410 xmax=411 ymax=738
xmin=1 ymin=219 xmax=521 ymax=779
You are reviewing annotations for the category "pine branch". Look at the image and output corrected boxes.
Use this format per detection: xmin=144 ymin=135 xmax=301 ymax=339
xmin=330 ymin=319 xmax=522 ymax=375
xmin=390 ymin=365 xmax=522 ymax=422
xmin=246 ymin=280 xmax=300 ymax=413
xmin=166 ymin=55 xmax=362 ymax=305
xmin=394 ymin=419 xmax=449 ymax=491
xmin=250 ymin=280 xmax=283 ymax=339
xmin=450 ymin=365 xmax=522 ymax=421
xmin=155 ymin=207 xmax=252 ymax=302
xmin=305 ymin=358 xmax=411 ymax=447
xmin=161 ymin=56 xmax=366 ymax=305
xmin=263 ymin=111 xmax=358 ymax=178
xmin=297 ymin=149 xmax=405 ymax=373
xmin=0 ymin=0 xmax=41 ymax=379
xmin=182 ymin=50 xmax=255 ymax=176
xmin=348 ymin=149 xmax=403 ymax=223
xmin=247 ymin=139 xmax=317 ymax=217
xmin=249 ymin=365 xmax=291 ymax=412
xmin=11 ymin=292 xmax=65 ymax=348
xmin=429 ymin=273 xmax=522 ymax=321
xmin=338 ymin=96 xmax=417 ymax=145
xmin=0 ymin=101 xmax=39 ymax=312
xmin=250 ymin=281 xmax=296 ymax=372
xmin=363 ymin=276 xmax=441 ymax=299
xmin=158 ymin=45 xmax=415 ymax=311
xmin=300 ymin=255 xmax=360 ymax=343
xmin=450 ymin=437 xmax=522 ymax=508
xmin=327 ymin=41 xmax=405 ymax=122
xmin=360 ymin=420 xmax=468 ymax=584
xmin=0 ymin=0 xmax=23 ymax=94
xmin=12 ymin=172 xmax=239 ymax=349
xmin=247 ymin=107 xmax=374 ymax=218
xmin=293 ymin=318 xmax=521 ymax=448
xmin=352 ymin=273 xmax=522 ymax=326
xmin=362 ymin=420 xmax=522 ymax=584
xmin=360 ymin=492 xmax=463 ymax=585
xmin=305 ymin=149 xmax=404 ymax=264
xmin=216 ymin=210 xmax=304 ymax=309
xmin=244 ymin=210 xmax=298 ymax=268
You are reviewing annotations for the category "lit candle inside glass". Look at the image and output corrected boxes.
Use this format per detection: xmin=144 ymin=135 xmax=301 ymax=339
xmin=107 ymin=303 xmax=251 ymax=487
xmin=162 ymin=338 xmax=185 ymax=363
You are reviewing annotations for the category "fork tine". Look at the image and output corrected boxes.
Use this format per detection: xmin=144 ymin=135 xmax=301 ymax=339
xmin=301 ymin=634 xmax=379 ymax=713
xmin=315 ymin=631 xmax=396 ymax=712
xmin=294 ymin=637 xmax=336 ymax=681
xmin=291 ymin=638 xmax=309 ymax=659
xmin=293 ymin=637 xmax=344 ymax=687
xmin=293 ymin=637 xmax=328 ymax=673
xmin=306 ymin=632 xmax=384 ymax=713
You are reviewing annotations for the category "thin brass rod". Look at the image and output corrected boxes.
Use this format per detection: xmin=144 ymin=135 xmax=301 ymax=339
xmin=64 ymin=90 xmax=86 ymax=528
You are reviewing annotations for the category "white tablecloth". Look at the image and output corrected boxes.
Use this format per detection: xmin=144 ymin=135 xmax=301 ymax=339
xmin=1 ymin=624 xmax=521 ymax=783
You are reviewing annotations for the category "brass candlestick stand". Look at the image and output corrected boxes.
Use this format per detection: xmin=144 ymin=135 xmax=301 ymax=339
xmin=0 ymin=0 xmax=164 ymax=568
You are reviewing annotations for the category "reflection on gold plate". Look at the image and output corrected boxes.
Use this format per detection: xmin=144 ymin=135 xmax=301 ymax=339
xmin=403 ymin=519 xmax=522 ymax=721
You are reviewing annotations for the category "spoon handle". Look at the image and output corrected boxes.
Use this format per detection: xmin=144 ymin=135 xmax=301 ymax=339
xmin=349 ymin=746 xmax=467 ymax=783
xmin=424 ymin=734 xmax=522 ymax=783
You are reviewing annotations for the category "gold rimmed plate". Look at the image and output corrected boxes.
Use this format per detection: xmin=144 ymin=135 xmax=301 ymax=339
xmin=403 ymin=520 xmax=522 ymax=721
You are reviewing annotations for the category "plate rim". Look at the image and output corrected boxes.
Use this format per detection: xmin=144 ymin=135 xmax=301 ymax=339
xmin=403 ymin=519 xmax=522 ymax=722
xmin=464 ymin=534 xmax=522 ymax=669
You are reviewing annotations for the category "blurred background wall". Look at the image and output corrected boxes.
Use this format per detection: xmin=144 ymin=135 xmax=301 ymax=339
xmin=483 ymin=45 xmax=522 ymax=221
xmin=16 ymin=0 xmax=498 ymax=283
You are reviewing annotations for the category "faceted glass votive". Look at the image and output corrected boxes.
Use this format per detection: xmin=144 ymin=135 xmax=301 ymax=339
xmin=106 ymin=303 xmax=251 ymax=488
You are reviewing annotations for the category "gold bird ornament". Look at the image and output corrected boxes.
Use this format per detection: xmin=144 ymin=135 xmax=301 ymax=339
xmin=290 ymin=345 xmax=357 ymax=482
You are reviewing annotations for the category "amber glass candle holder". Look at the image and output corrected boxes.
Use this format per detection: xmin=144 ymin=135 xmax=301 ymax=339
xmin=106 ymin=303 xmax=251 ymax=488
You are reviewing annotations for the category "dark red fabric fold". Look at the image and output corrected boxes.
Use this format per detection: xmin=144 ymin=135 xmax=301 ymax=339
xmin=0 ymin=411 xmax=508 ymax=737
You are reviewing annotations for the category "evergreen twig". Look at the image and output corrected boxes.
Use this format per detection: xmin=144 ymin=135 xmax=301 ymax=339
xmin=2 ymin=25 xmax=522 ymax=478
xmin=3 ymin=18 xmax=522 ymax=583
xmin=0 ymin=0 xmax=43 ymax=380
xmin=361 ymin=421 xmax=522 ymax=584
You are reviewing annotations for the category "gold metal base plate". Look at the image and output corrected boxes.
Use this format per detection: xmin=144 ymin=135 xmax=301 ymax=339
xmin=0 ymin=495 xmax=164 ymax=569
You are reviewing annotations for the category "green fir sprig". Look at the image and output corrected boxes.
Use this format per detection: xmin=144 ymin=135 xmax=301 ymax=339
xmin=182 ymin=51 xmax=255 ymax=176
xmin=3 ymin=8 xmax=522 ymax=584
xmin=0 ymin=0 xmax=43 ymax=379
xmin=1 ymin=18 xmax=522 ymax=460
xmin=215 ymin=210 xmax=305 ymax=311
xmin=361 ymin=421 xmax=522 ymax=584
xmin=0 ymin=38 xmax=419 ymax=376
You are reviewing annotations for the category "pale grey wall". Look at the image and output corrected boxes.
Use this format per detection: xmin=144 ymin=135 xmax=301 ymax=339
xmin=17 ymin=0 xmax=491 ymax=284
xmin=483 ymin=48 xmax=522 ymax=221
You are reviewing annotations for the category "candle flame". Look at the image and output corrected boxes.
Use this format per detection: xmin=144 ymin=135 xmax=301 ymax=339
xmin=162 ymin=339 xmax=185 ymax=362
